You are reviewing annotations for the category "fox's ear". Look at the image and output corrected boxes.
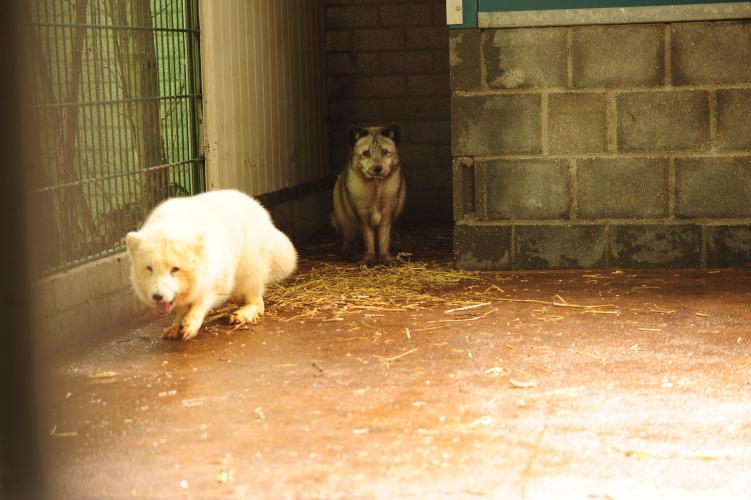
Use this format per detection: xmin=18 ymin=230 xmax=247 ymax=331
xmin=381 ymin=124 xmax=400 ymax=145
xmin=125 ymin=232 xmax=141 ymax=256
xmin=348 ymin=127 xmax=369 ymax=147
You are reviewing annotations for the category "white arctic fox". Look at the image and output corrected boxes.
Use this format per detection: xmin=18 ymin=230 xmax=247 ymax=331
xmin=126 ymin=190 xmax=297 ymax=341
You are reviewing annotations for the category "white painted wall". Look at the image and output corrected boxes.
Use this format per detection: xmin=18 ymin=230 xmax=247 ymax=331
xmin=200 ymin=0 xmax=329 ymax=195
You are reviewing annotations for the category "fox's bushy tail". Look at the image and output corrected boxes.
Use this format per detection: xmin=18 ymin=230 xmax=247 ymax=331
xmin=268 ymin=229 xmax=298 ymax=282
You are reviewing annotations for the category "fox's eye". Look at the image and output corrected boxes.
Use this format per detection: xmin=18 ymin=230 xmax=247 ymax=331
xmin=381 ymin=148 xmax=390 ymax=156
xmin=171 ymin=266 xmax=180 ymax=274
xmin=146 ymin=266 xmax=153 ymax=273
xmin=361 ymin=150 xmax=371 ymax=158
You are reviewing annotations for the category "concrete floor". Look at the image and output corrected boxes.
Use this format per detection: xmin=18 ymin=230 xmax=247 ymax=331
xmin=46 ymin=233 xmax=751 ymax=499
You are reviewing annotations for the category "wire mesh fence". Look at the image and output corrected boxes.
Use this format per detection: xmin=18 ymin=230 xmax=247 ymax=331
xmin=29 ymin=0 xmax=203 ymax=274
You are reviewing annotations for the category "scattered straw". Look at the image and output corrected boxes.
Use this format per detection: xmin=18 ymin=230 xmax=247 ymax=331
xmin=493 ymin=297 xmax=617 ymax=311
xmin=49 ymin=425 xmax=77 ymax=438
xmin=203 ymin=255 xmax=620 ymax=328
xmin=509 ymin=379 xmax=537 ymax=389
xmin=427 ymin=308 xmax=498 ymax=324
xmin=444 ymin=302 xmax=491 ymax=314
xmin=576 ymin=350 xmax=605 ymax=361
xmin=375 ymin=347 xmax=419 ymax=365
xmin=530 ymin=364 xmax=551 ymax=374
xmin=261 ymin=260 xmax=482 ymax=322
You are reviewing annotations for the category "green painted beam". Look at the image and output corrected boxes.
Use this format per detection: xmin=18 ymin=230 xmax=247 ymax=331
xmin=479 ymin=0 xmax=748 ymax=11
xmin=450 ymin=0 xmax=479 ymax=29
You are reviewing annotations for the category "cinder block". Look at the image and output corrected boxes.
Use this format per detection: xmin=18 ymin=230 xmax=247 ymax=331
xmin=433 ymin=48 xmax=450 ymax=74
xmin=384 ymin=96 xmax=448 ymax=120
xmin=716 ymin=89 xmax=751 ymax=150
xmin=484 ymin=159 xmax=570 ymax=220
xmin=453 ymin=158 xmax=475 ymax=219
xmin=108 ymin=290 xmax=146 ymax=324
xmin=449 ymin=30 xmax=482 ymax=91
xmin=328 ymin=75 xmax=405 ymax=98
xmin=330 ymin=123 xmax=354 ymax=146
xmin=88 ymin=298 xmax=114 ymax=333
xmin=380 ymin=3 xmax=433 ymax=27
xmin=577 ymin=158 xmax=669 ymax=219
xmin=39 ymin=315 xmax=64 ymax=345
xmin=326 ymin=5 xmax=380 ymax=29
xmin=671 ymin=22 xmax=751 ymax=85
xmin=572 ymin=24 xmax=665 ymax=88
xmin=329 ymin=99 xmax=382 ymax=121
xmin=516 ymin=224 xmax=607 ymax=269
xmin=451 ymin=95 xmax=542 ymax=155
xmin=41 ymin=310 xmax=74 ymax=346
xmin=484 ymin=27 xmax=567 ymax=89
xmin=326 ymin=30 xmax=351 ymax=52
xmin=610 ymin=224 xmax=701 ymax=268
xmin=35 ymin=279 xmax=56 ymax=318
xmin=67 ymin=307 xmax=92 ymax=343
xmin=433 ymin=2 xmax=447 ymax=27
xmin=407 ymin=74 xmax=449 ymax=96
xmin=330 ymin=145 xmax=349 ymax=172
xmin=51 ymin=267 xmax=91 ymax=312
xmin=675 ymin=157 xmax=751 ymax=218
xmin=616 ymin=90 xmax=709 ymax=152
xmin=409 ymin=165 xmax=451 ymax=191
xmin=120 ymin=253 xmax=132 ymax=287
xmin=381 ymin=51 xmax=433 ymax=74
xmin=353 ymin=29 xmax=404 ymax=51
xmin=408 ymin=120 xmax=450 ymax=143
xmin=404 ymin=189 xmax=440 ymax=215
xmin=399 ymin=143 xmax=437 ymax=167
xmin=88 ymin=255 xmax=129 ymax=299
xmin=548 ymin=93 xmax=608 ymax=154
xmin=436 ymin=143 xmax=452 ymax=167
xmin=327 ymin=53 xmax=380 ymax=75
xmin=406 ymin=26 xmax=448 ymax=49
xmin=706 ymin=224 xmax=751 ymax=268
xmin=403 ymin=190 xmax=451 ymax=225
xmin=454 ymin=223 xmax=512 ymax=270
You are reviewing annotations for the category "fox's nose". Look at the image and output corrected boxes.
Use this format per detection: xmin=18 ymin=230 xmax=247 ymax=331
xmin=152 ymin=293 xmax=164 ymax=302
xmin=373 ymin=165 xmax=383 ymax=175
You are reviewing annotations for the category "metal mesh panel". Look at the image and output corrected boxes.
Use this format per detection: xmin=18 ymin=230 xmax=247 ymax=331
xmin=29 ymin=0 xmax=203 ymax=273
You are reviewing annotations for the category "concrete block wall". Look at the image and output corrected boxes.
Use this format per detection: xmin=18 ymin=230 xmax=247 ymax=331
xmin=325 ymin=0 xmax=452 ymax=225
xmin=36 ymin=254 xmax=146 ymax=350
xmin=451 ymin=21 xmax=751 ymax=269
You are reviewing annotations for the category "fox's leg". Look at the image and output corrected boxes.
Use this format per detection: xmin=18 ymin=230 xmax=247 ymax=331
xmin=339 ymin=219 xmax=359 ymax=259
xmin=180 ymin=291 xmax=219 ymax=340
xmin=358 ymin=222 xmax=377 ymax=267
xmin=377 ymin=217 xmax=396 ymax=266
xmin=162 ymin=305 xmax=188 ymax=340
xmin=230 ymin=275 xmax=266 ymax=325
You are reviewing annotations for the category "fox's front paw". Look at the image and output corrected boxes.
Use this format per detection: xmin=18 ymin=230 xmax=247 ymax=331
xmin=162 ymin=324 xmax=182 ymax=340
xmin=180 ymin=315 xmax=203 ymax=341
xmin=230 ymin=302 xmax=264 ymax=324
xmin=380 ymin=254 xmax=398 ymax=266
xmin=357 ymin=254 xmax=377 ymax=268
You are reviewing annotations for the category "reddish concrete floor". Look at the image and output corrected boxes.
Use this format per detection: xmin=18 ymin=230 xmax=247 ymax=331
xmin=46 ymin=234 xmax=751 ymax=499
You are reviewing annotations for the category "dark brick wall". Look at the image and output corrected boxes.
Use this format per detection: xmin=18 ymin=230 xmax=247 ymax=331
xmin=451 ymin=21 xmax=751 ymax=269
xmin=325 ymin=0 xmax=452 ymax=226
